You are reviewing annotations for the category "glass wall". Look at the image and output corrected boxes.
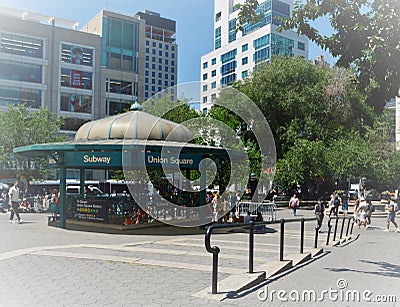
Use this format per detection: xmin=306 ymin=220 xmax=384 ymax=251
xmin=0 ymin=60 xmax=42 ymax=83
xmin=61 ymin=44 xmax=94 ymax=66
xmin=0 ymin=86 xmax=41 ymax=108
xmin=101 ymin=17 xmax=139 ymax=72
xmin=60 ymin=93 xmax=92 ymax=113
xmin=107 ymin=98 xmax=132 ymax=115
xmin=60 ymin=69 xmax=93 ymax=90
xmin=0 ymin=32 xmax=43 ymax=58
xmin=106 ymin=79 xmax=136 ymax=95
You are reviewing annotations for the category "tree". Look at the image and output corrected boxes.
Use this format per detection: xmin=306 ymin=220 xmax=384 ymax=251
xmin=235 ymin=56 xmax=371 ymax=156
xmin=235 ymin=0 xmax=261 ymax=33
xmin=0 ymin=104 xmax=64 ymax=182
xmin=143 ymin=95 xmax=199 ymax=124
xmin=284 ymin=0 xmax=400 ymax=112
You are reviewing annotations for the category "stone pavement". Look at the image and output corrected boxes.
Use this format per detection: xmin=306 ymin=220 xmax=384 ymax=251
xmin=0 ymin=209 xmax=399 ymax=306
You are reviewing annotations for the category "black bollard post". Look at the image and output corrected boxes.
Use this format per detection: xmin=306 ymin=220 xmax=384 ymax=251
xmin=326 ymin=219 xmax=332 ymax=246
xmin=300 ymin=218 xmax=305 ymax=254
xmin=333 ymin=217 xmax=339 ymax=242
xmin=314 ymin=225 xmax=319 ymax=248
xmin=249 ymin=221 xmax=254 ymax=273
xmin=280 ymin=219 xmax=285 ymax=261
xmin=340 ymin=216 xmax=346 ymax=240
xmin=346 ymin=217 xmax=351 ymax=237
xmin=211 ymin=247 xmax=220 ymax=294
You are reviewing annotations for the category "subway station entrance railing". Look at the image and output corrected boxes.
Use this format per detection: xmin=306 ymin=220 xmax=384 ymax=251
xmin=205 ymin=215 xmax=355 ymax=294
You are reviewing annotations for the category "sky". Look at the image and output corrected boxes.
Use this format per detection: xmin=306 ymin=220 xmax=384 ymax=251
xmin=0 ymin=0 xmax=335 ymax=84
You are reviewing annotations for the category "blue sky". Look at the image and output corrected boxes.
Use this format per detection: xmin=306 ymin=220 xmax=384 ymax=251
xmin=0 ymin=0 xmax=334 ymax=83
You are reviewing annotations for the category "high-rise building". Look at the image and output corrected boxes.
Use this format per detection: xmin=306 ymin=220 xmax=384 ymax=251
xmin=200 ymin=0 xmax=308 ymax=112
xmin=0 ymin=5 xmax=178 ymax=180
xmin=0 ymin=5 xmax=178 ymax=130
xmin=136 ymin=10 xmax=178 ymax=101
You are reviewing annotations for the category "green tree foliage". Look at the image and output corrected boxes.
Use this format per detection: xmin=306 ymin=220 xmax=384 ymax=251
xmin=235 ymin=0 xmax=261 ymax=33
xmin=143 ymin=95 xmax=199 ymax=124
xmin=236 ymin=56 xmax=371 ymax=155
xmin=284 ymin=0 xmax=400 ymax=112
xmin=0 ymin=104 xmax=64 ymax=181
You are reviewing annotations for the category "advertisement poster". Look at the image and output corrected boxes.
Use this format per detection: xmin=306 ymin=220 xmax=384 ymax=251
xmin=71 ymin=70 xmax=82 ymax=88
xmin=76 ymin=199 xmax=109 ymax=223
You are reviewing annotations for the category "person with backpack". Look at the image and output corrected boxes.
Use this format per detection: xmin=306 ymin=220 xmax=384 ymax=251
xmin=384 ymin=198 xmax=400 ymax=232
xmin=314 ymin=198 xmax=325 ymax=232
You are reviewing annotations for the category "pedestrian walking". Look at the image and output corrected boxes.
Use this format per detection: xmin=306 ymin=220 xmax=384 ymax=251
xmin=8 ymin=180 xmax=23 ymax=224
xmin=314 ymin=198 xmax=325 ymax=232
xmin=289 ymin=194 xmax=299 ymax=216
xmin=329 ymin=193 xmax=340 ymax=217
xmin=341 ymin=191 xmax=349 ymax=216
xmin=357 ymin=197 xmax=368 ymax=230
xmin=353 ymin=195 xmax=360 ymax=227
xmin=384 ymin=198 xmax=400 ymax=232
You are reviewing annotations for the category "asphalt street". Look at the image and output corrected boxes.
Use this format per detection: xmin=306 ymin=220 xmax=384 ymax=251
xmin=0 ymin=209 xmax=399 ymax=306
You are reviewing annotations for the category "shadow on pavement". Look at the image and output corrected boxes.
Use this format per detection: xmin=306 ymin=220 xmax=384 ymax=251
xmin=325 ymin=259 xmax=400 ymax=278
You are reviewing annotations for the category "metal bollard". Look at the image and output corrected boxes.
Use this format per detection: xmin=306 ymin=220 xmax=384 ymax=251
xmin=326 ymin=219 xmax=332 ymax=245
xmin=280 ymin=219 xmax=285 ymax=261
xmin=340 ymin=216 xmax=346 ymax=240
xmin=350 ymin=218 xmax=355 ymax=235
xmin=333 ymin=217 xmax=339 ymax=242
xmin=314 ymin=225 xmax=319 ymax=248
xmin=300 ymin=218 xmax=305 ymax=254
xmin=346 ymin=217 xmax=351 ymax=237
xmin=249 ymin=221 xmax=254 ymax=273
xmin=211 ymin=246 xmax=220 ymax=294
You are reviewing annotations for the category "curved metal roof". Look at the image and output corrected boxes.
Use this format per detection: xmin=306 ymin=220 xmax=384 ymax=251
xmin=75 ymin=110 xmax=193 ymax=143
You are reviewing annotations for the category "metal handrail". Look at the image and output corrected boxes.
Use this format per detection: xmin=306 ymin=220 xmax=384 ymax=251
xmin=326 ymin=215 xmax=355 ymax=246
xmin=205 ymin=217 xmax=317 ymax=294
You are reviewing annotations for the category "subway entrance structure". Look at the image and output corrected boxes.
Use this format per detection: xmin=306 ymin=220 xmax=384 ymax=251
xmin=14 ymin=104 xmax=245 ymax=229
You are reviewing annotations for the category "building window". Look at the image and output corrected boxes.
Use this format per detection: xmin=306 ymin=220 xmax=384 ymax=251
xmin=253 ymin=47 xmax=270 ymax=63
xmin=203 ymin=73 xmax=208 ymax=80
xmin=60 ymin=93 xmax=92 ymax=113
xmin=60 ymin=69 xmax=93 ymax=90
xmin=159 ymin=65 xmax=162 ymax=70
xmin=145 ymin=85 xmax=149 ymax=90
xmin=203 ymin=62 xmax=208 ymax=69
xmin=158 ymin=80 xmax=162 ymax=85
xmin=212 ymin=58 xmax=217 ymax=65
xmin=152 ymin=49 xmax=156 ymax=55
xmin=61 ymin=44 xmax=94 ymax=67
xmin=145 ymin=77 xmax=149 ymax=83
xmin=152 ymin=56 xmax=156 ymax=62
xmin=165 ymin=45 xmax=169 ymax=50
xmin=215 ymin=26 xmax=222 ymax=49
xmin=0 ymin=33 xmax=44 ymax=59
xmin=159 ymin=50 xmax=162 ymax=56
xmin=0 ymin=60 xmax=42 ymax=84
xmin=298 ymin=41 xmax=305 ymax=51
xmin=228 ymin=19 xmax=236 ymax=42
xmin=145 ymin=71 xmax=149 ymax=76
xmin=171 ymin=75 xmax=175 ymax=80
xmin=172 ymin=46 xmax=175 ymax=51
xmin=221 ymin=49 xmax=237 ymax=63
xmin=221 ymin=61 xmax=237 ymax=76
xmin=211 ymin=93 xmax=217 ymax=101
xmin=152 ymin=72 xmax=156 ymax=77
xmin=159 ymin=43 xmax=162 ymax=48
xmin=165 ymin=81 xmax=168 ymax=86
xmin=158 ymin=72 xmax=162 ymax=78
xmin=146 ymin=48 xmax=149 ymax=53
xmin=146 ymin=41 xmax=149 ymax=46
xmin=171 ymin=67 xmax=175 ymax=73
xmin=242 ymin=57 xmax=248 ymax=65
xmin=165 ymin=59 xmax=169 ymax=65
xmin=152 ymin=79 xmax=155 ymax=84
xmin=221 ymin=73 xmax=236 ymax=87
xmin=152 ymin=42 xmax=156 ymax=47
xmin=107 ymin=98 xmax=132 ymax=115
xmin=165 ymin=73 xmax=168 ymax=79
xmin=242 ymin=70 xmax=248 ymax=78
xmin=215 ymin=39 xmax=221 ymax=50
xmin=211 ymin=70 xmax=216 ymax=77
xmin=159 ymin=58 xmax=162 ymax=64
xmin=203 ymin=96 xmax=208 ymax=103
xmin=165 ymin=66 xmax=168 ymax=72
xmin=0 ymin=86 xmax=41 ymax=108
xmin=145 ymin=63 xmax=149 ymax=69
xmin=165 ymin=51 xmax=169 ymax=57
xmin=211 ymin=81 xmax=217 ymax=89
xmin=242 ymin=44 xmax=248 ymax=52
xmin=253 ymin=35 xmax=270 ymax=50
xmin=215 ymin=12 xmax=221 ymax=22
xmin=146 ymin=55 xmax=149 ymax=61
xmin=152 ymin=64 xmax=155 ymax=69
xmin=203 ymin=85 xmax=208 ymax=92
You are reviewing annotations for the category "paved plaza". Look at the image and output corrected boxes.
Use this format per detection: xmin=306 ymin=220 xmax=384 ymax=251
xmin=0 ymin=209 xmax=399 ymax=306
